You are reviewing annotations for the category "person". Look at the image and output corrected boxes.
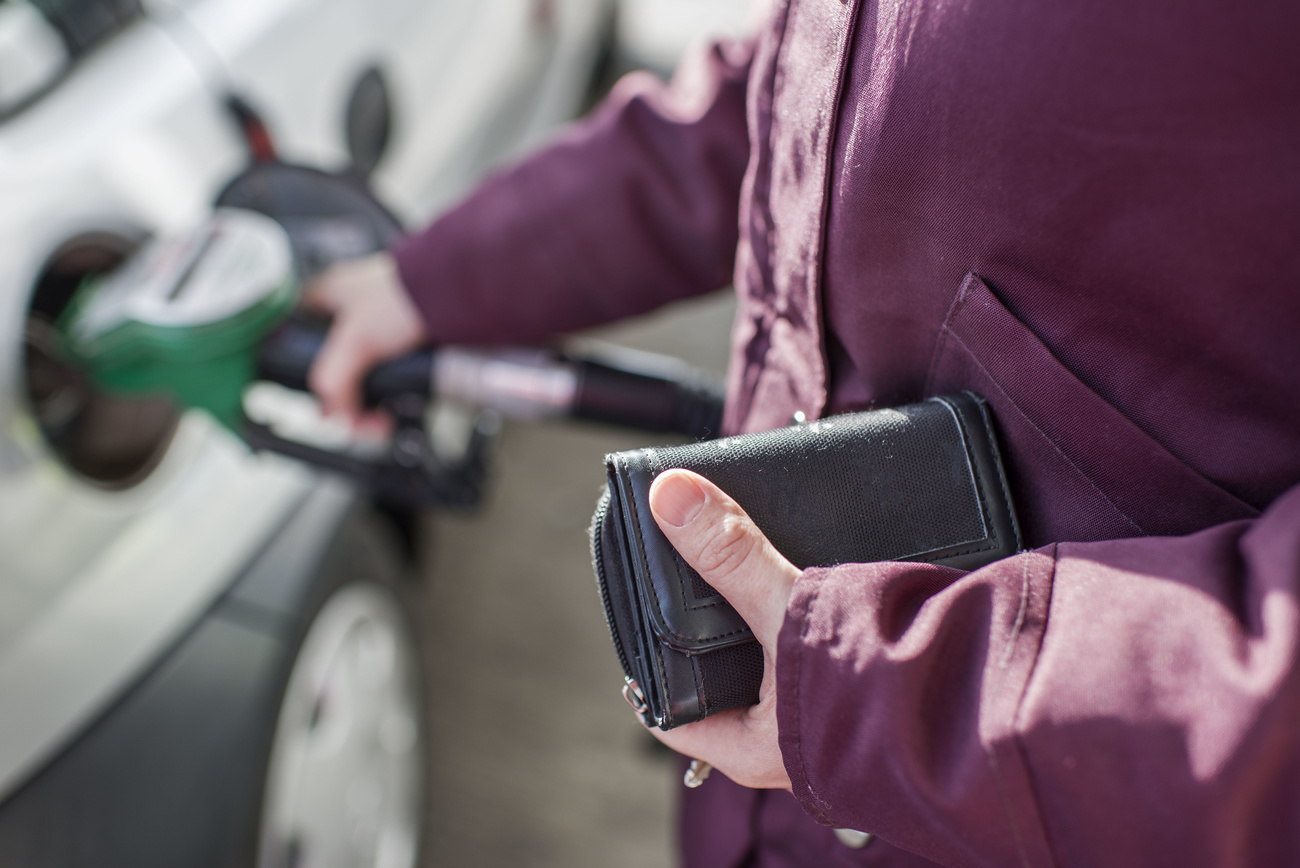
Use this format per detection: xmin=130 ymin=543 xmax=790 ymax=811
xmin=304 ymin=0 xmax=1300 ymax=864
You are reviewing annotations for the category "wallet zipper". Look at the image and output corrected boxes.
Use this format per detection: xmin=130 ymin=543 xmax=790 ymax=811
xmin=592 ymin=492 xmax=635 ymax=681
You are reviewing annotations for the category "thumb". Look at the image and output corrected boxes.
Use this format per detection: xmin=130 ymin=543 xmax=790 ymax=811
xmin=649 ymin=469 xmax=799 ymax=649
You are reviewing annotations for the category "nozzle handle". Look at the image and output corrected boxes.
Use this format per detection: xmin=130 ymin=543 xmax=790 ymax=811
xmin=256 ymin=315 xmax=725 ymax=439
xmin=569 ymin=356 xmax=724 ymax=440
xmin=256 ymin=314 xmax=433 ymax=406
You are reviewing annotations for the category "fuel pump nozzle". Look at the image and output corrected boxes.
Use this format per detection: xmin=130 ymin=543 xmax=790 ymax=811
xmin=256 ymin=314 xmax=724 ymax=436
xmin=247 ymin=312 xmax=723 ymax=508
xmin=60 ymin=165 xmax=723 ymax=510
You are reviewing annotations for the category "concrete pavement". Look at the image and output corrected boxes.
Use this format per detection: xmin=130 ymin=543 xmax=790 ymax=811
xmin=413 ymin=7 xmax=756 ymax=862
xmin=418 ymin=291 xmax=736 ymax=868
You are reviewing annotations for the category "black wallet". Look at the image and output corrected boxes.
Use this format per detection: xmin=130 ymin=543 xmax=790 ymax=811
xmin=591 ymin=392 xmax=1022 ymax=730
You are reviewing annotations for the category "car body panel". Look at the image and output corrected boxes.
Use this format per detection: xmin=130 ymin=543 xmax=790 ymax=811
xmin=159 ymin=0 xmax=612 ymax=218
xmin=0 ymin=476 xmax=362 ymax=868
xmin=0 ymin=0 xmax=612 ymax=833
xmin=0 ymin=413 xmax=313 ymax=801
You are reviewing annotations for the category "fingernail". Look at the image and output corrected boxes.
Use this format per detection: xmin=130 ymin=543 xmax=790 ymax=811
xmin=652 ymin=472 xmax=707 ymax=528
xmin=684 ymin=760 xmax=713 ymax=788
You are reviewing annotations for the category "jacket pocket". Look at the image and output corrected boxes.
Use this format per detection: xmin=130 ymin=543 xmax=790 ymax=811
xmin=925 ymin=273 xmax=1257 ymax=546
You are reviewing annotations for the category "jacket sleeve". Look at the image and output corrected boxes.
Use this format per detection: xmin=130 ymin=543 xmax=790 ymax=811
xmin=390 ymin=40 xmax=753 ymax=346
xmin=777 ymin=481 xmax=1300 ymax=868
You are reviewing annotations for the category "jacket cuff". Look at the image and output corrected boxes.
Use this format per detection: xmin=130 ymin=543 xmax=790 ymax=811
xmin=390 ymin=225 xmax=465 ymax=344
xmin=775 ymin=552 xmax=1059 ymax=867
xmin=777 ymin=564 xmax=837 ymax=826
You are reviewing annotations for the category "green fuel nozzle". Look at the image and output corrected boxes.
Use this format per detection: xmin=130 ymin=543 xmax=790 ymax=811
xmin=59 ymin=204 xmax=724 ymax=445
xmin=60 ymin=209 xmax=298 ymax=431
xmin=56 ymin=165 xmax=723 ymax=511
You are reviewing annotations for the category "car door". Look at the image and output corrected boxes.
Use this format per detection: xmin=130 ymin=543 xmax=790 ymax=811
xmin=0 ymin=0 xmax=313 ymax=805
xmin=148 ymin=0 xmax=611 ymax=220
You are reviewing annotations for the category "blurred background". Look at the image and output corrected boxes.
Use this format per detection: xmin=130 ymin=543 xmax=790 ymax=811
xmin=419 ymin=3 xmax=756 ymax=865
xmin=419 ymin=297 xmax=736 ymax=868
xmin=0 ymin=0 xmax=759 ymax=866
xmin=616 ymin=0 xmax=758 ymax=73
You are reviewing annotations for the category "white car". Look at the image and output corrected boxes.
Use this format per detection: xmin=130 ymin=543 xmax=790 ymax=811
xmin=0 ymin=0 xmax=612 ymax=865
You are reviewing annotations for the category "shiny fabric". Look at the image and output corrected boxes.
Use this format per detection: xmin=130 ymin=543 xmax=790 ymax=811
xmin=393 ymin=0 xmax=1300 ymax=864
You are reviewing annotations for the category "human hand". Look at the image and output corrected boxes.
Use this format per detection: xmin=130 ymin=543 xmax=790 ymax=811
xmin=302 ymin=251 xmax=427 ymax=428
xmin=645 ymin=469 xmax=799 ymax=790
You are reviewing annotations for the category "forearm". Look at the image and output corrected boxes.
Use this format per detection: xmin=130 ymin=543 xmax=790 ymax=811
xmin=778 ymin=482 xmax=1300 ymax=866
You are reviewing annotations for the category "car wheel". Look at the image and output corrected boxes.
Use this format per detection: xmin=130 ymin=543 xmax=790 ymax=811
xmin=256 ymin=578 xmax=425 ymax=868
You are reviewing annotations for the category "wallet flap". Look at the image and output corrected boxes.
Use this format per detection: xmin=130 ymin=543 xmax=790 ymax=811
xmin=607 ymin=394 xmax=1020 ymax=652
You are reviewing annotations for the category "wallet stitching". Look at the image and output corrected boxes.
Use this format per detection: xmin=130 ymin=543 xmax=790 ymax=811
xmin=632 ymin=400 xmax=1014 ymax=650
xmin=621 ymin=454 xmax=737 ymax=653
xmin=633 ymin=453 xmax=685 ymax=634
xmin=971 ymin=392 xmax=1025 ymax=551
xmin=951 ymin=395 xmax=998 ymax=545
xmin=674 ymin=548 xmax=726 ymax=612
xmin=914 ymin=543 xmax=998 ymax=563
xmin=616 ymin=455 xmax=675 ymax=720
xmin=908 ymin=396 xmax=1001 ymax=565
xmin=691 ymin=654 xmax=707 ymax=717
xmin=694 ymin=625 xmax=761 ymax=642
xmin=654 ymin=640 xmax=673 ymax=726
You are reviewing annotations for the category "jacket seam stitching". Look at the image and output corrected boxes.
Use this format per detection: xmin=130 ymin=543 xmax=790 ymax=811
xmin=1006 ymin=544 xmax=1062 ymax=867
xmin=807 ymin=0 xmax=864 ymax=418
xmin=944 ymin=331 xmax=1146 ymax=536
xmin=795 ymin=573 xmax=835 ymax=821
xmin=924 ymin=275 xmax=976 ymax=396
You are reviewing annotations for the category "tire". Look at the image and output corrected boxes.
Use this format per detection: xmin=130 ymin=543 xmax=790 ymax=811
xmin=254 ymin=522 xmax=426 ymax=868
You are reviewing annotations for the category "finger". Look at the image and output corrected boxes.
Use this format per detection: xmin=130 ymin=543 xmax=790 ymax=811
xmin=647 ymin=707 xmax=790 ymax=790
xmin=648 ymin=469 xmax=799 ymax=649
xmin=307 ymin=318 xmax=372 ymax=419
xmin=351 ymin=410 xmax=394 ymax=441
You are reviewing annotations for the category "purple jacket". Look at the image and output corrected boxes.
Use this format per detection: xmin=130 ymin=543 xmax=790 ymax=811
xmin=393 ymin=0 xmax=1300 ymax=865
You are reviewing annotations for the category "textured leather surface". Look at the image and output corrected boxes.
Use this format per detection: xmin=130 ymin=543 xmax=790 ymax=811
xmin=593 ymin=393 xmax=1022 ymax=728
